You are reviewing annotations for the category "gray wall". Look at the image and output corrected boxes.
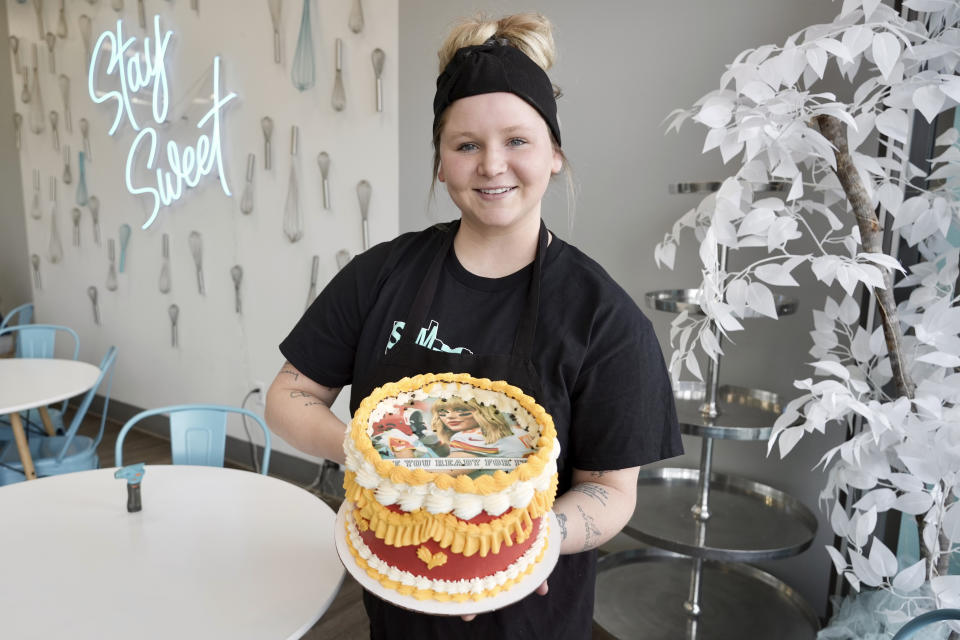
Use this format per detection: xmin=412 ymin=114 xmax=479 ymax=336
xmin=0 ymin=6 xmax=30 ymax=316
xmin=400 ymin=0 xmax=845 ymax=619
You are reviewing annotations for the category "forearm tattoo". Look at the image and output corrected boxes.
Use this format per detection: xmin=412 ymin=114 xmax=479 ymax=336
xmin=280 ymin=368 xmax=300 ymax=380
xmin=556 ymin=512 xmax=568 ymax=541
xmin=577 ymin=504 xmax=602 ymax=552
xmin=571 ymin=482 xmax=609 ymax=507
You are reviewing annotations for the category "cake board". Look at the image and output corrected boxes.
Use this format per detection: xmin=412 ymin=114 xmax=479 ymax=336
xmin=335 ymin=500 xmax=562 ymax=616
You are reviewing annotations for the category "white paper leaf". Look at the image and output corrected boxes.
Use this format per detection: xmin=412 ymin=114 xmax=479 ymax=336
xmin=855 ymin=507 xmax=878 ymax=548
xmin=738 ymin=207 xmax=775 ymax=237
xmin=876 ymin=182 xmax=904 ymax=215
xmin=695 ymin=97 xmax=734 ymax=128
xmin=844 ymin=571 xmax=861 ymax=592
xmin=746 ymin=282 xmax=779 ymax=318
xmin=806 ymin=46 xmax=828 ymax=79
xmin=850 ymin=548 xmax=883 ymax=587
xmin=777 ymin=426 xmax=805 ymax=457
xmin=831 ymin=501 xmax=850 ymax=537
xmin=931 ymin=575 xmax=960 ymax=609
xmin=755 ymin=262 xmax=800 ymax=286
xmin=840 ymin=0 xmax=861 ymax=18
xmin=904 ymin=0 xmax=956 ymax=11
xmin=875 ymin=108 xmax=909 ymax=143
xmin=872 ymin=32 xmax=901 ymax=80
xmin=853 ymin=488 xmax=897 ymax=512
xmin=839 ymin=295 xmax=860 ymax=325
xmin=943 ymin=502 xmax=960 ymax=543
xmin=818 ymin=38 xmax=854 ymax=65
xmin=825 ymin=545 xmax=848 ymax=574
xmin=811 ymin=359 xmax=851 ymax=380
xmin=726 ymin=279 xmax=748 ymax=315
xmin=894 ymin=491 xmax=934 ymax=515
xmin=861 ymin=0 xmax=882 ymax=18
xmin=700 ymin=328 xmax=724 ymax=359
xmin=940 ymin=76 xmax=960 ymax=104
xmin=851 ymin=327 xmax=873 ymax=363
xmin=703 ymin=127 xmax=726 ymax=153
xmin=888 ymin=473 xmax=923 ymax=493
xmin=685 ymin=350 xmax=703 ymax=381
xmin=916 ymin=351 xmax=960 ymax=367
xmin=858 ymin=252 xmax=905 ymax=273
xmin=892 ymin=559 xmax=926 ymax=593
xmin=913 ymin=85 xmax=946 ymax=123
xmin=869 ymin=538 xmax=899 ymax=577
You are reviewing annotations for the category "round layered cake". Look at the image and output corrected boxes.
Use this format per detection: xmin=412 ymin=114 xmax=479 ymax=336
xmin=342 ymin=373 xmax=559 ymax=602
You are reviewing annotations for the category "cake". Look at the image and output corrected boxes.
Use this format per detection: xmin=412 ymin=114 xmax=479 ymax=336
xmin=342 ymin=372 xmax=559 ymax=603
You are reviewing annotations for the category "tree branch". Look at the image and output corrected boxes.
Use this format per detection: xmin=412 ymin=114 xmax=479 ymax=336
xmin=813 ymin=114 xmax=916 ymax=400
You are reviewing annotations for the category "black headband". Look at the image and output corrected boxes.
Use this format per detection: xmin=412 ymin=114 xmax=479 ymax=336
xmin=433 ymin=40 xmax=561 ymax=146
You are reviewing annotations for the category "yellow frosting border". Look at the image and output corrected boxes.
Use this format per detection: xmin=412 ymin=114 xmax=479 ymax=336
xmin=347 ymin=472 xmax=558 ymax=557
xmin=351 ymin=373 xmax=557 ymax=494
xmin=345 ymin=516 xmax=550 ymax=602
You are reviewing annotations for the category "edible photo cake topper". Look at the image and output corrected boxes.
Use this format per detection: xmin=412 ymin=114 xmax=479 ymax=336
xmin=88 ymin=15 xmax=237 ymax=229
xmin=370 ymin=392 xmax=538 ymax=475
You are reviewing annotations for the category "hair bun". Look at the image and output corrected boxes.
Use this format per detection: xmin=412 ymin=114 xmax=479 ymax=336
xmin=437 ymin=12 xmax=556 ymax=74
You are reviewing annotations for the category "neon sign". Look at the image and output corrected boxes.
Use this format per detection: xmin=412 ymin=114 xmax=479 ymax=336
xmin=89 ymin=16 xmax=237 ymax=229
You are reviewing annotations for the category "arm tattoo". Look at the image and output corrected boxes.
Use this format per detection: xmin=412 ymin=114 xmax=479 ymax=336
xmin=556 ymin=512 xmax=568 ymax=541
xmin=577 ymin=504 xmax=602 ymax=552
xmin=289 ymin=391 xmax=313 ymax=398
xmin=280 ymin=368 xmax=300 ymax=380
xmin=589 ymin=470 xmax=610 ymax=479
xmin=571 ymin=483 xmax=609 ymax=507
xmin=304 ymin=401 xmax=324 ymax=407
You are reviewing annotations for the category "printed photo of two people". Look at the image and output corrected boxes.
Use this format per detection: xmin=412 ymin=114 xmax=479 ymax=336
xmin=371 ymin=395 xmax=537 ymax=476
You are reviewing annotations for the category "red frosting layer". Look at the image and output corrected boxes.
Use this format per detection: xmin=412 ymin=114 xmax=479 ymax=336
xmin=357 ymin=514 xmax=542 ymax=582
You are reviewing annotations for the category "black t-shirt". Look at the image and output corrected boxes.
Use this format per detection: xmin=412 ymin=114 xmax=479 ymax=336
xmin=280 ymin=222 xmax=682 ymax=639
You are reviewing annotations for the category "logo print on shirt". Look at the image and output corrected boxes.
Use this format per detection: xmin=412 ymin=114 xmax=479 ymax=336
xmin=385 ymin=319 xmax=473 ymax=355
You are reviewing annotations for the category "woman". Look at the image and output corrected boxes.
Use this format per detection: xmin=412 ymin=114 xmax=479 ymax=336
xmin=266 ymin=13 xmax=681 ymax=639
xmin=432 ymin=396 xmax=535 ymax=459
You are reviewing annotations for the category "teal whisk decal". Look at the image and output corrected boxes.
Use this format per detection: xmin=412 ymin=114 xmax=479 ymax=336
xmin=291 ymin=0 xmax=315 ymax=91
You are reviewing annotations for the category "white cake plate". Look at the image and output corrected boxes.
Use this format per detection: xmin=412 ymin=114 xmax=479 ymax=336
xmin=334 ymin=500 xmax=561 ymax=616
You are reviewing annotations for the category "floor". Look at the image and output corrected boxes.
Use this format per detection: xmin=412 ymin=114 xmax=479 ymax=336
xmin=73 ymin=409 xmax=370 ymax=640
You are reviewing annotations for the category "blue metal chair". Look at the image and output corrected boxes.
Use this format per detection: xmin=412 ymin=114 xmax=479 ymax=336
xmin=892 ymin=608 xmax=960 ymax=639
xmin=0 ymin=346 xmax=118 ymax=485
xmin=115 ymin=404 xmax=272 ymax=475
xmin=0 ymin=302 xmax=34 ymax=331
xmin=0 ymin=324 xmax=81 ymax=439
xmin=0 ymin=323 xmax=79 ymax=359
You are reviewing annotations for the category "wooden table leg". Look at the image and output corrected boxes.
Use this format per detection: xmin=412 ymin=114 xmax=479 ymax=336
xmin=8 ymin=413 xmax=37 ymax=481
xmin=38 ymin=406 xmax=56 ymax=436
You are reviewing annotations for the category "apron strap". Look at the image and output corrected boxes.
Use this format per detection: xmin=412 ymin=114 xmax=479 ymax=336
xmin=399 ymin=219 xmax=547 ymax=361
xmin=511 ymin=221 xmax=547 ymax=359
xmin=400 ymin=223 xmax=458 ymax=342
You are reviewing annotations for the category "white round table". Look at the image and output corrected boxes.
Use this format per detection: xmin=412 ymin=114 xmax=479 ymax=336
xmin=0 ymin=465 xmax=345 ymax=639
xmin=0 ymin=358 xmax=101 ymax=479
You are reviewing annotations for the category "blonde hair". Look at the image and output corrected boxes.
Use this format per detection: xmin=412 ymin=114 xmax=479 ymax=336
xmin=431 ymin=397 xmax=513 ymax=445
xmin=436 ymin=13 xmax=557 ymax=76
xmin=429 ymin=13 xmax=576 ymax=234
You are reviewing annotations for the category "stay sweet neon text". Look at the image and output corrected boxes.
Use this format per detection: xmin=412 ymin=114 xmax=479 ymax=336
xmin=88 ymin=15 xmax=237 ymax=229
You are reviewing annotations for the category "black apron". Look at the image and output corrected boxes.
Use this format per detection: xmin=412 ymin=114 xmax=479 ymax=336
xmin=352 ymin=221 xmax=581 ymax=639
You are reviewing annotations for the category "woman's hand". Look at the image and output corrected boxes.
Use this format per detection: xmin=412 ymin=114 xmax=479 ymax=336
xmin=460 ymin=580 xmax=548 ymax=622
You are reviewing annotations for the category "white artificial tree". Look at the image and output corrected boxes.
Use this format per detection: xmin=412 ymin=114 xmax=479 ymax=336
xmin=658 ymin=0 xmax=960 ymax=629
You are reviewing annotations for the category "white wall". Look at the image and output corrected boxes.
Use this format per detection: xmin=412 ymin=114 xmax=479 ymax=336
xmin=2 ymin=0 xmax=399 ymax=459
xmin=399 ymin=0 xmax=847 ymax=619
